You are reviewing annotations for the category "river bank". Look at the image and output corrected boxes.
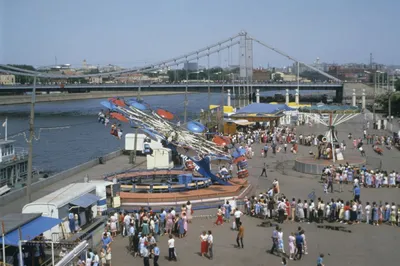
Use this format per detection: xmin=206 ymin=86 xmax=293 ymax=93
xmin=0 ymin=91 xmax=194 ymax=105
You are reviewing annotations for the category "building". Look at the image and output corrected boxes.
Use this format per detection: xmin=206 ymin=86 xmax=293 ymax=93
xmin=89 ymin=76 xmax=103 ymax=84
xmin=0 ymin=74 xmax=15 ymax=85
xmin=183 ymin=62 xmax=198 ymax=71
xmin=327 ymin=66 xmax=370 ymax=82
xmin=252 ymin=69 xmax=271 ymax=82
xmin=271 ymin=72 xmax=298 ymax=82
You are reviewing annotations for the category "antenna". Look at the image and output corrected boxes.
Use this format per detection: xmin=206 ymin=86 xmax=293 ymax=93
xmin=369 ymin=53 xmax=373 ymax=69
xmin=55 ymin=56 xmax=57 ymax=66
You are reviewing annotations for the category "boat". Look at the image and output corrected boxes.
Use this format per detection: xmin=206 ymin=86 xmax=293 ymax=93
xmin=0 ymin=139 xmax=29 ymax=189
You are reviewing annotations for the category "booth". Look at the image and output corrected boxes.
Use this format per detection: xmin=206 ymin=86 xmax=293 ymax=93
xmin=230 ymin=103 xmax=296 ymax=126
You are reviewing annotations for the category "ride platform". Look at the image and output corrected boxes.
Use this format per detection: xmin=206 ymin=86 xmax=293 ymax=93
xmin=119 ymin=178 xmax=249 ymax=208
xmin=294 ymin=155 xmax=366 ymax=175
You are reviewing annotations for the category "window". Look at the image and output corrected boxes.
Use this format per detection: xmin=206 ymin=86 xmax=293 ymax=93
xmin=1 ymin=145 xmax=14 ymax=156
xmin=0 ymin=168 xmax=6 ymax=182
xmin=19 ymin=162 xmax=27 ymax=173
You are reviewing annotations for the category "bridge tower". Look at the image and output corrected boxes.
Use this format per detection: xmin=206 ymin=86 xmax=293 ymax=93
xmin=239 ymin=31 xmax=253 ymax=105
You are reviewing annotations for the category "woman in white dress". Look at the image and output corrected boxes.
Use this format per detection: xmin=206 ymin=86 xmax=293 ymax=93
xmin=288 ymin=232 xmax=295 ymax=260
xmin=277 ymin=228 xmax=285 ymax=254
xmin=300 ymin=230 xmax=308 ymax=255
xmin=186 ymin=201 xmax=193 ymax=223
xmin=110 ymin=215 xmax=117 ymax=237
xmin=296 ymin=200 xmax=304 ymax=222
xmin=139 ymin=235 xmax=146 ymax=257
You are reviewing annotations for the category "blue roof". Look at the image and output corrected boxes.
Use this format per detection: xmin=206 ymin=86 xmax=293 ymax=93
xmin=299 ymin=104 xmax=360 ymax=113
xmin=235 ymin=103 xmax=295 ymax=115
xmin=0 ymin=216 xmax=62 ymax=246
xmin=70 ymin=193 xmax=100 ymax=208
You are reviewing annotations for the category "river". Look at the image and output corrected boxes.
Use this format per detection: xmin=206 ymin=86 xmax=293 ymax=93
xmin=0 ymin=90 xmax=329 ymax=173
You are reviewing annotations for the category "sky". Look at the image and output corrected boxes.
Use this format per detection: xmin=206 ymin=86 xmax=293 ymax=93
xmin=1 ymin=0 xmax=399 ymax=69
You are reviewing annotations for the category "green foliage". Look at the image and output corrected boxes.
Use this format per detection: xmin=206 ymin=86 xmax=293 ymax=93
xmin=272 ymin=73 xmax=282 ymax=81
xmin=395 ymin=78 xmax=400 ymax=91
xmin=376 ymin=92 xmax=400 ymax=116
xmin=7 ymin=64 xmax=36 ymax=84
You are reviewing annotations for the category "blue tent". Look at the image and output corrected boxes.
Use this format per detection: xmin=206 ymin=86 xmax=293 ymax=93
xmin=0 ymin=214 xmax=62 ymax=246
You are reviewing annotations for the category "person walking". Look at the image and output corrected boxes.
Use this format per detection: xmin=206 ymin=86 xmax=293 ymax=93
xmin=263 ymin=144 xmax=269 ymax=158
xmin=167 ymin=234 xmax=176 ymax=261
xmin=270 ymin=226 xmax=279 ymax=255
xmin=317 ymin=253 xmax=325 ymax=266
xmin=142 ymin=246 xmax=150 ymax=266
xmin=152 ymin=243 xmax=160 ymax=266
xmin=354 ymin=185 xmax=360 ymax=202
xmin=260 ymin=162 xmax=268 ymax=177
xmin=236 ymin=222 xmax=244 ymax=248
xmin=294 ymin=232 xmax=304 ymax=260
xmin=327 ymin=174 xmax=333 ymax=193
xmin=207 ymin=230 xmax=214 ymax=260
xmin=233 ymin=208 xmax=243 ymax=230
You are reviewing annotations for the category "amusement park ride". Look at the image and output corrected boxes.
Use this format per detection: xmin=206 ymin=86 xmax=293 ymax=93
xmin=100 ymin=97 xmax=250 ymax=206
xmin=295 ymin=105 xmax=366 ymax=175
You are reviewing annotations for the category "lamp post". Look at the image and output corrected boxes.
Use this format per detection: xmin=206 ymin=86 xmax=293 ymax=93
xmin=129 ymin=126 xmax=139 ymax=164
xmin=26 ymin=76 xmax=37 ymax=203
xmin=388 ymin=91 xmax=399 ymax=132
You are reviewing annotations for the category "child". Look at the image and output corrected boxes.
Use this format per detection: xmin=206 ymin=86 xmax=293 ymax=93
xmin=317 ymin=253 xmax=325 ymax=266
xmin=323 ymin=180 xmax=328 ymax=194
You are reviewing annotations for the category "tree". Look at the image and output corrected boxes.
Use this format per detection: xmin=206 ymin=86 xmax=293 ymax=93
xmin=7 ymin=64 xmax=36 ymax=84
xmin=272 ymin=73 xmax=282 ymax=82
xmin=376 ymin=93 xmax=400 ymax=116
xmin=395 ymin=78 xmax=400 ymax=91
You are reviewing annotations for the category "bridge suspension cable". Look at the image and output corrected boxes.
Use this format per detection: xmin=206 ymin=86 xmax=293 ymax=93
xmin=248 ymin=35 xmax=341 ymax=83
xmin=0 ymin=33 xmax=243 ymax=79
xmin=0 ymin=40 xmax=240 ymax=79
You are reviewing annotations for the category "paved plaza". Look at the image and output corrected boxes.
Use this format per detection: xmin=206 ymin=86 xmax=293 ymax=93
xmin=111 ymin=114 xmax=400 ymax=266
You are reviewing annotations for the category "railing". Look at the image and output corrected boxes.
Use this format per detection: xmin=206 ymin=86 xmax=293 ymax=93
xmin=0 ymin=82 xmax=343 ymax=90
xmin=1 ymin=147 xmax=28 ymax=163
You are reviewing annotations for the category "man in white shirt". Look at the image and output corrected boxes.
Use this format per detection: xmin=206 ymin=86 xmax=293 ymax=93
xmin=142 ymin=246 xmax=150 ymax=265
xmin=277 ymin=200 xmax=286 ymax=223
xmin=234 ymin=209 xmax=243 ymax=230
xmin=167 ymin=235 xmax=176 ymax=261
xmin=123 ymin=214 xmax=131 ymax=237
xmin=207 ymin=231 xmax=214 ymax=259
xmin=171 ymin=208 xmax=176 ymax=217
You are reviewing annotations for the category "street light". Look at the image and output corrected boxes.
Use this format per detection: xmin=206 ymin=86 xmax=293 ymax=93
xmin=27 ymin=75 xmax=37 ymax=203
xmin=388 ymin=91 xmax=399 ymax=132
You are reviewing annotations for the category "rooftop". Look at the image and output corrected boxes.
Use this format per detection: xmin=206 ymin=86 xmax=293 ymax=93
xmin=0 ymin=139 xmax=15 ymax=146
xmin=298 ymin=104 xmax=361 ymax=113
xmin=1 ymin=213 xmax=41 ymax=235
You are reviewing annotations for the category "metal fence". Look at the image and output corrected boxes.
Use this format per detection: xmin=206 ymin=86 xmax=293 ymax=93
xmin=365 ymin=156 xmax=383 ymax=170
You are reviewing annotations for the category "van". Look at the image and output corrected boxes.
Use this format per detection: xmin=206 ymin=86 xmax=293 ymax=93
xmin=22 ymin=183 xmax=98 ymax=239
xmin=125 ymin=133 xmax=163 ymax=154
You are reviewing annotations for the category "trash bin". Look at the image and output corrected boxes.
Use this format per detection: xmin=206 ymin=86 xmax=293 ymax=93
xmin=99 ymin=157 xmax=105 ymax=164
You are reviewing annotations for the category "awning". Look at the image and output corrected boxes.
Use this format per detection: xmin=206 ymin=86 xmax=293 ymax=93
xmin=0 ymin=216 xmax=62 ymax=246
xmin=233 ymin=120 xmax=254 ymax=126
xmin=70 ymin=193 xmax=100 ymax=208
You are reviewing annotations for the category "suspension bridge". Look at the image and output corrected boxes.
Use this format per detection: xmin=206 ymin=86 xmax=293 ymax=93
xmin=0 ymin=31 xmax=344 ymax=100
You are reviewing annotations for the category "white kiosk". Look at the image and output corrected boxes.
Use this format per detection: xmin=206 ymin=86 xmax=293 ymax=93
xmin=146 ymin=148 xmax=174 ymax=169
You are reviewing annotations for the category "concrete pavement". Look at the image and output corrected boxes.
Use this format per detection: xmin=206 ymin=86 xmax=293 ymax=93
xmin=109 ymin=113 xmax=400 ymax=266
